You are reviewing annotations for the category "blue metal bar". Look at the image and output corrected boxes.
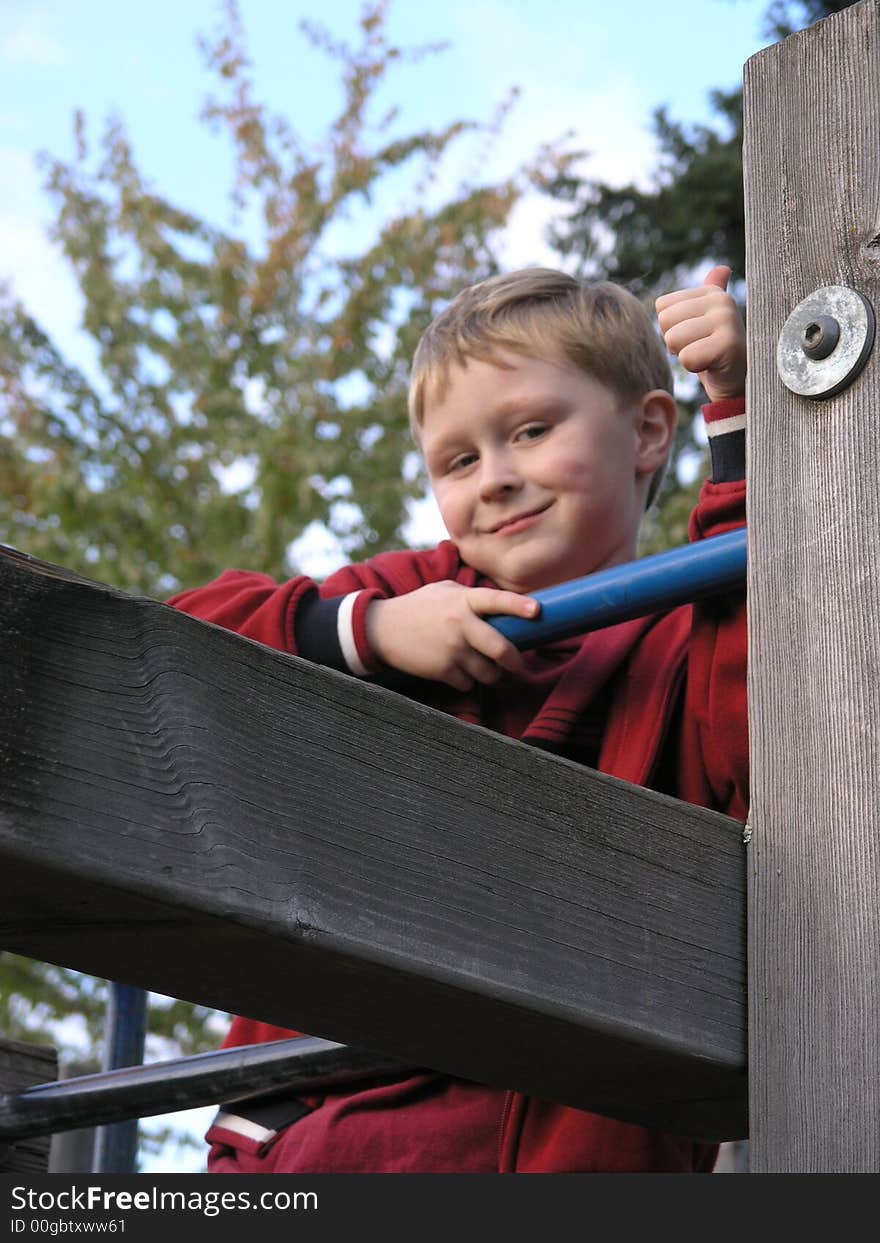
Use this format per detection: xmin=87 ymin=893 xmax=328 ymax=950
xmin=490 ymin=528 xmax=747 ymax=648
xmin=93 ymin=983 xmax=147 ymax=1174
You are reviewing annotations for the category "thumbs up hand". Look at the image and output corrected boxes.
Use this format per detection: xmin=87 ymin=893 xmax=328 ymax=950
xmin=655 ymin=265 xmax=747 ymax=403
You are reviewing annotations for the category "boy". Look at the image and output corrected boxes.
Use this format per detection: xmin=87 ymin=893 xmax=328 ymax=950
xmin=169 ymin=264 xmax=748 ymax=1173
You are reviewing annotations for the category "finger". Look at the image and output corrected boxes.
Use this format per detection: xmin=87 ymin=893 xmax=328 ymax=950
xmin=657 ymin=296 xmax=720 ymax=334
xmin=466 ymin=588 xmax=540 ymax=620
xmin=444 ymin=665 xmax=475 ymax=693
xmin=460 ymin=650 xmax=504 ymax=686
xmin=703 ymin=264 xmax=731 ymax=290
xmin=656 ymin=283 xmax=719 ymax=311
xmin=661 ymin=317 xmax=714 ymax=358
xmin=465 ymin=616 xmax=524 ymax=673
xmin=655 ymin=271 xmax=733 ymax=312
xmin=656 ymin=288 xmax=732 ymax=324
xmin=659 ymin=302 xmax=739 ymax=354
xmin=655 ymin=287 xmax=694 ymax=312
xmin=677 ymin=338 xmax=733 ymax=376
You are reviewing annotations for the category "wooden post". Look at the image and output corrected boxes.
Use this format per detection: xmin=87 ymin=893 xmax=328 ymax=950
xmin=744 ymin=0 xmax=880 ymax=1172
xmin=0 ymin=1039 xmax=57 ymax=1173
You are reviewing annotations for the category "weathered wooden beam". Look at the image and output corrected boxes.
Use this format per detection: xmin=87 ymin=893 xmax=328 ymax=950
xmin=0 ymin=544 xmax=747 ymax=1141
xmin=0 ymin=1039 xmax=57 ymax=1172
xmin=744 ymin=0 xmax=880 ymax=1172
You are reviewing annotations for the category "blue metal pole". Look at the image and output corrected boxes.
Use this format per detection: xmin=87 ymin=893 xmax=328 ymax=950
xmin=490 ymin=528 xmax=747 ymax=649
xmin=93 ymin=984 xmax=147 ymax=1174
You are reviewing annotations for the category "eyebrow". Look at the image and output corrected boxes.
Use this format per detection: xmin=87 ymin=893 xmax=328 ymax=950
xmin=483 ymin=393 xmax=570 ymax=421
xmin=424 ymin=396 xmax=569 ymax=467
xmin=423 ymin=434 xmax=470 ymax=470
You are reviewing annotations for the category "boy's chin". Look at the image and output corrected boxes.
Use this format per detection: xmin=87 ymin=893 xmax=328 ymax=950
xmin=489 ymin=559 xmax=584 ymax=595
xmin=490 ymin=553 xmax=614 ymax=595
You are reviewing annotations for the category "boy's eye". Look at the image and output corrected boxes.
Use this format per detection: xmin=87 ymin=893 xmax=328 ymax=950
xmin=448 ymin=451 xmax=478 ymax=473
xmin=516 ymin=423 xmax=548 ymax=442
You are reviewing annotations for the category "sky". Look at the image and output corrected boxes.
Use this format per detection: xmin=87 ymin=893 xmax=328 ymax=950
xmin=1 ymin=0 xmax=774 ymax=1172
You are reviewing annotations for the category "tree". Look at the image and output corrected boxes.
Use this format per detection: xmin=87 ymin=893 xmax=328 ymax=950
xmin=0 ymin=0 xmax=571 ymax=1166
xmin=546 ymin=0 xmax=859 ymax=551
xmin=0 ymin=0 xmax=567 ymax=598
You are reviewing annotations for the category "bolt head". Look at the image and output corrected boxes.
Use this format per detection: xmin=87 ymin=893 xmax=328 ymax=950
xmin=801 ymin=314 xmax=840 ymax=360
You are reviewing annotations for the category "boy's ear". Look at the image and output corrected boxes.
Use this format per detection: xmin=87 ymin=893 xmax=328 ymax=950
xmin=634 ymin=389 xmax=677 ymax=476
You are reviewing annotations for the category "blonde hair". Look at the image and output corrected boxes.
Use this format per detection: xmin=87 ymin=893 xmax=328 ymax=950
xmin=409 ymin=267 xmax=675 ymax=507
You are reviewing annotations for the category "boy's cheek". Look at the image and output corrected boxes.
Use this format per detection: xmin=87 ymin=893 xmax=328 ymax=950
xmin=434 ymin=491 xmax=468 ymax=540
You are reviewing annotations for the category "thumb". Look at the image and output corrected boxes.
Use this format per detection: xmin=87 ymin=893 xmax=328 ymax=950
xmin=704 ymin=264 xmax=731 ymax=290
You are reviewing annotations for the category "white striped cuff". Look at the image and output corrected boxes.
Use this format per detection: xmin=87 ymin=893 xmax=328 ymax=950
xmin=705 ymin=413 xmax=746 ymax=438
xmin=337 ymin=591 xmax=371 ymax=677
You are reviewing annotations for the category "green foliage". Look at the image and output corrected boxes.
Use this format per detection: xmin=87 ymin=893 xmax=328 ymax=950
xmin=0 ymin=0 xmax=568 ymax=597
xmin=0 ymin=958 xmax=106 ymax=1052
xmin=548 ymin=86 xmax=745 ymax=300
xmin=548 ymin=0 xmax=859 ymax=298
xmin=0 ymin=955 xmax=221 ymax=1067
xmin=762 ymin=0 xmax=857 ymax=38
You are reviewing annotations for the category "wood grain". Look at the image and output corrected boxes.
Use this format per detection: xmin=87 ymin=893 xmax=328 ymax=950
xmin=744 ymin=0 xmax=880 ymax=1171
xmin=0 ymin=1039 xmax=57 ymax=1172
xmin=0 ymin=546 xmax=747 ymax=1140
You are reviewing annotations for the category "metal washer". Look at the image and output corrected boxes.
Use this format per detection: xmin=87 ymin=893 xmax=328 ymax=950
xmin=776 ymin=285 xmax=875 ymax=399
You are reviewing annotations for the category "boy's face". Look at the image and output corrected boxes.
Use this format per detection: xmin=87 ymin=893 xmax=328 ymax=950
xmin=421 ymin=353 xmax=667 ymax=594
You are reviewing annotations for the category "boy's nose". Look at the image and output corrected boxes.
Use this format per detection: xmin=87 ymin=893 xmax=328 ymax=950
xmin=478 ymin=453 xmax=522 ymax=502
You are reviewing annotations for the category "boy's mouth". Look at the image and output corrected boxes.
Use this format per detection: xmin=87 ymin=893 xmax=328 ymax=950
xmin=488 ymin=502 xmax=553 ymax=536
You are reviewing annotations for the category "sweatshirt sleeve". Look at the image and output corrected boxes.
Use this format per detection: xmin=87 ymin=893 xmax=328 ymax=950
xmin=166 ymin=541 xmax=464 ymax=677
xmin=681 ymin=396 xmax=749 ymax=822
xmin=688 ymin=396 xmax=746 ymax=541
